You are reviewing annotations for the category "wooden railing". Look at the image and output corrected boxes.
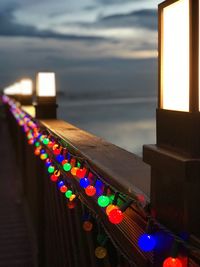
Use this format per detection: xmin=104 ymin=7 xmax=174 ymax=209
xmin=3 ymin=95 xmax=200 ymax=267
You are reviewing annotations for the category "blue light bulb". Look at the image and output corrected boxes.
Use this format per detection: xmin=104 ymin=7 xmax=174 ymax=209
xmin=57 ymin=181 xmax=64 ymax=188
xmin=138 ymin=234 xmax=156 ymax=252
xmin=80 ymin=178 xmax=90 ymax=188
xmin=56 ymin=154 xmax=65 ymax=163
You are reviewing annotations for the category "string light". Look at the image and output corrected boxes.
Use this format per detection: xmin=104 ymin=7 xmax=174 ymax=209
xmin=83 ymin=221 xmax=93 ymax=232
xmin=60 ymin=185 xmax=68 ymax=193
xmin=98 ymin=195 xmax=110 ymax=208
xmin=5 ymin=97 xmax=197 ymax=265
xmin=48 ymin=165 xmax=55 ymax=174
xmin=85 ymin=185 xmax=96 ymax=196
xmin=56 ymin=154 xmax=65 ymax=163
xmin=95 ymin=246 xmax=107 ymax=259
xmin=138 ymin=234 xmax=156 ymax=252
xmin=80 ymin=178 xmax=90 ymax=188
xmin=163 ymin=257 xmax=182 ymax=267
xmin=65 ymin=190 xmax=73 ymax=199
xmin=43 ymin=137 xmax=49 ymax=145
xmin=68 ymin=201 xmax=76 ymax=209
xmin=71 ymin=167 xmax=78 ymax=176
xmin=69 ymin=194 xmax=76 ymax=202
xmin=63 ymin=162 xmax=72 ymax=172
xmin=108 ymin=208 xmax=123 ymax=224
xmin=76 ymin=168 xmax=87 ymax=179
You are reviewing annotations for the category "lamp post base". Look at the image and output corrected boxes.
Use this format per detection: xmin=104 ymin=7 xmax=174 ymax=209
xmin=143 ymin=144 xmax=200 ymax=238
xmin=34 ymin=103 xmax=57 ymax=119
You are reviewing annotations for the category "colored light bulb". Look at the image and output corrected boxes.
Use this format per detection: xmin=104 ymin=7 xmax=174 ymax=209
xmin=54 ymin=148 xmax=61 ymax=155
xmin=65 ymin=190 xmax=73 ymax=199
xmin=76 ymin=168 xmax=86 ymax=179
xmin=35 ymin=141 xmax=40 ymax=147
xmin=138 ymin=234 xmax=156 ymax=252
xmin=48 ymin=141 xmax=54 ymax=148
xmin=163 ymin=257 xmax=182 ymax=267
xmin=43 ymin=138 xmax=49 ymax=145
xmin=56 ymin=154 xmax=65 ymax=163
xmin=63 ymin=163 xmax=72 ymax=172
xmin=85 ymin=185 xmax=96 ymax=196
xmin=50 ymin=174 xmax=58 ymax=182
xmin=97 ymin=195 xmax=110 ymax=207
xmin=106 ymin=204 xmax=117 ymax=215
xmin=95 ymin=246 xmax=107 ymax=259
xmin=71 ymin=167 xmax=78 ymax=176
xmin=108 ymin=208 xmax=123 ymax=224
xmin=28 ymin=138 xmax=34 ymax=145
xmin=40 ymin=135 xmax=45 ymax=142
xmin=69 ymin=194 xmax=76 ymax=202
xmin=34 ymin=148 xmax=41 ymax=156
xmin=68 ymin=201 xmax=76 ymax=209
xmin=57 ymin=181 xmax=64 ymax=188
xmin=80 ymin=178 xmax=90 ymax=188
xmin=48 ymin=165 xmax=55 ymax=174
xmin=40 ymin=149 xmax=45 ymax=154
xmin=60 ymin=185 xmax=68 ymax=193
xmin=40 ymin=153 xmax=48 ymax=160
xmin=83 ymin=221 xmax=93 ymax=232
xmin=45 ymin=158 xmax=52 ymax=167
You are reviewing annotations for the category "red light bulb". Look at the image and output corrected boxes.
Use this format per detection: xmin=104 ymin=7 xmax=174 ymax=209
xmin=34 ymin=148 xmax=41 ymax=156
xmin=68 ymin=201 xmax=76 ymax=209
xmin=54 ymin=148 xmax=61 ymax=156
xmin=76 ymin=168 xmax=87 ymax=178
xmin=83 ymin=221 xmax=93 ymax=231
xmin=48 ymin=141 xmax=54 ymax=148
xmin=85 ymin=185 xmax=96 ymax=196
xmin=60 ymin=185 xmax=68 ymax=193
xmin=50 ymin=174 xmax=58 ymax=182
xmin=108 ymin=208 xmax=124 ymax=224
xmin=163 ymin=257 xmax=182 ymax=267
xmin=28 ymin=138 xmax=34 ymax=145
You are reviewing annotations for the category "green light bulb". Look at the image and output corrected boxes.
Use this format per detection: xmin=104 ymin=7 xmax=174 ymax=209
xmin=48 ymin=165 xmax=55 ymax=174
xmin=65 ymin=190 xmax=73 ymax=199
xmin=98 ymin=195 xmax=110 ymax=207
xmin=63 ymin=163 xmax=72 ymax=172
xmin=43 ymin=138 xmax=49 ymax=145
xmin=35 ymin=141 xmax=40 ymax=147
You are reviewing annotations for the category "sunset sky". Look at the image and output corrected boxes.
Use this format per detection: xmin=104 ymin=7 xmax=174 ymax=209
xmin=0 ymin=0 xmax=160 ymax=98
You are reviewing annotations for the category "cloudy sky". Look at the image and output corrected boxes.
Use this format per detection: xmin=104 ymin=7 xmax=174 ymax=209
xmin=0 ymin=0 xmax=160 ymax=98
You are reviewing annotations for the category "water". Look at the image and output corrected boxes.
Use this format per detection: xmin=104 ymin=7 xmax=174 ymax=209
xmin=57 ymin=97 xmax=156 ymax=156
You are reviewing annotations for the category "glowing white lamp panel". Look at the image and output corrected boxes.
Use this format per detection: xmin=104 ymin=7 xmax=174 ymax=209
xmin=21 ymin=79 xmax=33 ymax=95
xmin=37 ymin=72 xmax=56 ymax=97
xmin=162 ymin=0 xmax=189 ymax=112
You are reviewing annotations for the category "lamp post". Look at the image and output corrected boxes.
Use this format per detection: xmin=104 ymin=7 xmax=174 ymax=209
xmin=143 ymin=0 xmax=200 ymax=244
xmin=34 ymin=72 xmax=57 ymax=119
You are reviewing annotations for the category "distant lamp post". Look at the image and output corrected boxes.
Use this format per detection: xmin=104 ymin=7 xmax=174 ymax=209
xmin=3 ymin=83 xmax=21 ymax=101
xmin=143 ymin=0 xmax=200 ymax=262
xmin=34 ymin=72 xmax=57 ymax=119
xmin=20 ymin=79 xmax=33 ymax=105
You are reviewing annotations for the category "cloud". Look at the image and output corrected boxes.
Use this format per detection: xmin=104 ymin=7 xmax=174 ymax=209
xmin=0 ymin=5 xmax=106 ymax=42
xmin=99 ymin=9 xmax=157 ymax=30
xmin=96 ymin=0 xmax=137 ymax=5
